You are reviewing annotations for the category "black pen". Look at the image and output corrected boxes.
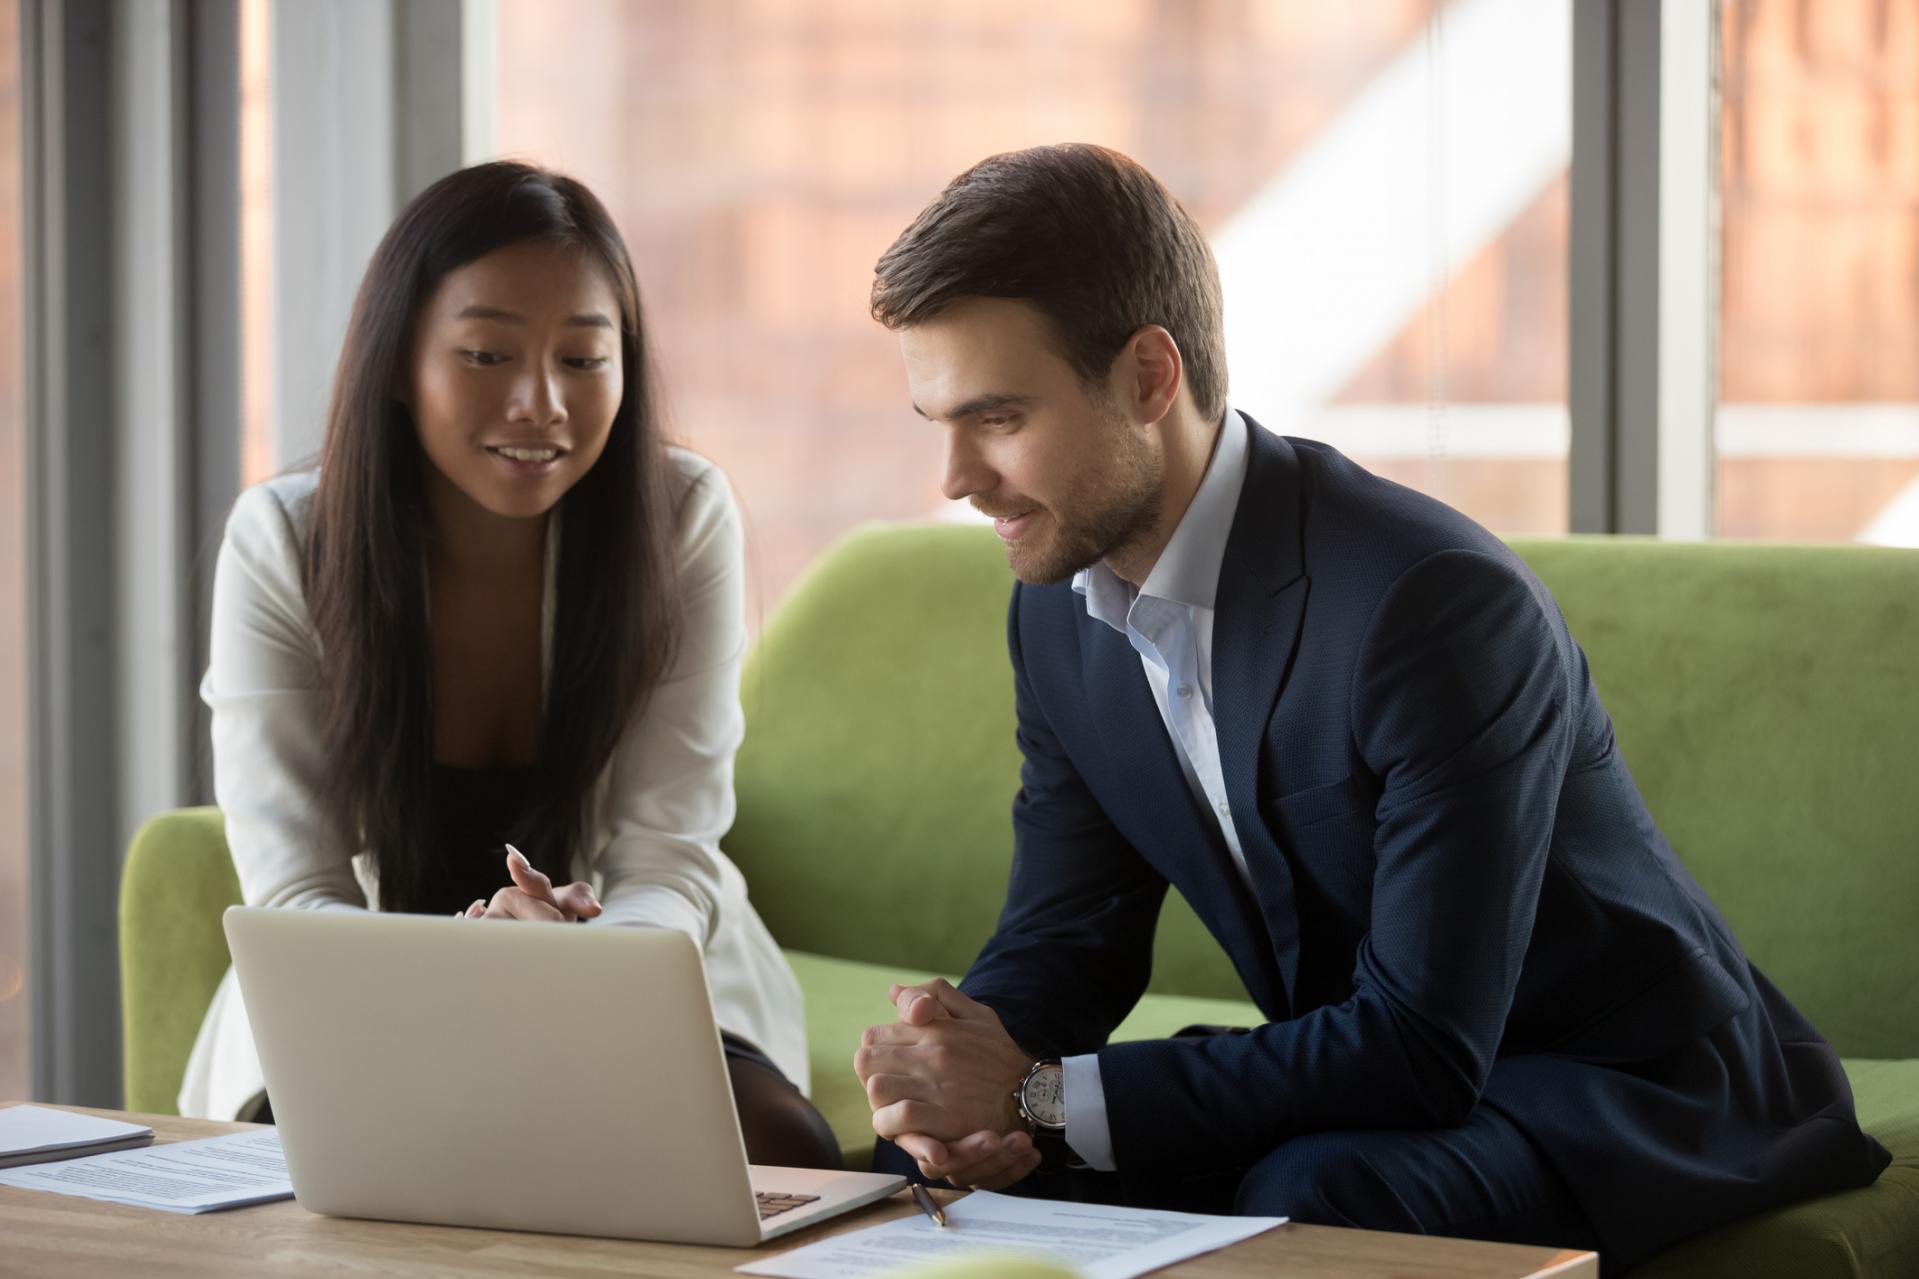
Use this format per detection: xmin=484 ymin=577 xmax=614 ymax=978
xmin=910 ymin=1182 xmax=948 ymax=1228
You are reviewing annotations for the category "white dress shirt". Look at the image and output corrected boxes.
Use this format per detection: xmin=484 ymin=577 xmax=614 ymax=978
xmin=1059 ymin=409 xmax=1253 ymax=1172
xmin=178 ymin=448 xmax=809 ymax=1120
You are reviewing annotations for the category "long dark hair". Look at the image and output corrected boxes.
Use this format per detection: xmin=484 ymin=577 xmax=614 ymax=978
xmin=306 ymin=161 xmax=680 ymax=914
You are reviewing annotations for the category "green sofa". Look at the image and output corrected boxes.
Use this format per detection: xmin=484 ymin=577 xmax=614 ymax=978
xmin=121 ymin=526 xmax=1918 ymax=1275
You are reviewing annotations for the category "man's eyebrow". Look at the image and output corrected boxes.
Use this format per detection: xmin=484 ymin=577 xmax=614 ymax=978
xmin=912 ymin=392 xmax=1035 ymax=421
xmin=457 ymin=304 xmax=614 ymax=329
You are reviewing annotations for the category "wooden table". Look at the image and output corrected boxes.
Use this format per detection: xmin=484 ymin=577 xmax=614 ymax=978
xmin=0 ymin=1106 xmax=1598 ymax=1277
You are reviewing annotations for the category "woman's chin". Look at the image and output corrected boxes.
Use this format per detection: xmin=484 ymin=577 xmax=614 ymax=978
xmin=450 ymin=469 xmax=572 ymax=523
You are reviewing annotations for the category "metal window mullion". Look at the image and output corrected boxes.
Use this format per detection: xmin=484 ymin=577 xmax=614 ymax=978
xmin=272 ymin=0 xmax=478 ymax=467
xmin=24 ymin=0 xmax=124 ymax=1107
xmin=186 ymin=0 xmax=244 ymax=806
xmin=1568 ymin=0 xmax=1619 ymax=534
xmin=1655 ymin=0 xmax=1716 ymax=539
xmin=270 ymin=0 xmax=399 ymax=469
xmin=111 ymin=0 xmax=192 ymax=866
xmin=459 ymin=0 xmax=498 ymax=165
xmin=394 ymin=0 xmax=463 ymax=203
xmin=1611 ymin=0 xmax=1664 ymax=535
xmin=1568 ymin=0 xmax=1718 ymax=538
xmin=23 ymin=0 xmax=238 ymax=1106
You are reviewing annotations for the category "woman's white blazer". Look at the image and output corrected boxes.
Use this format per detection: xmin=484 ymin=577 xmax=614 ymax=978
xmin=177 ymin=449 xmax=806 ymax=1119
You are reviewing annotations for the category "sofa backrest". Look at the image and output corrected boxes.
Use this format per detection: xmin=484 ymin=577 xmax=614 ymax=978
xmin=1511 ymin=537 xmax=1918 ymax=1059
xmin=120 ymin=807 xmax=243 ymax=1114
xmin=725 ymin=525 xmax=1919 ymax=1060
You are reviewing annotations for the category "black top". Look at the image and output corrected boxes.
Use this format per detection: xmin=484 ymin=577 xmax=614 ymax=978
xmin=425 ymin=763 xmax=535 ymax=916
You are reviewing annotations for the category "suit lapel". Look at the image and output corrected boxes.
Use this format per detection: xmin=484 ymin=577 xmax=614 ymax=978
xmin=1075 ymin=610 xmax=1277 ymax=1004
xmin=1212 ymin=421 xmax=1310 ymax=1005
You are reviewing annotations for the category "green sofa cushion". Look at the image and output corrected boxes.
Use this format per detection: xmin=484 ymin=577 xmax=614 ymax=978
xmin=123 ymin=804 xmax=1915 ymax=1274
xmin=789 ymin=950 xmax=937 ymax=1168
xmin=731 ymin=530 xmax=1919 ymax=1059
xmin=732 ymin=526 xmax=1919 ymax=1272
xmin=794 ymin=940 xmax=1918 ymax=1274
xmin=1621 ymin=1058 xmax=1919 ymax=1278
xmin=726 ymin=524 xmax=1242 ymax=1004
xmin=789 ymin=949 xmax=1266 ymax=1170
xmin=1510 ymin=539 xmax=1919 ymax=1060
xmin=119 ymin=808 xmax=242 ymax=1115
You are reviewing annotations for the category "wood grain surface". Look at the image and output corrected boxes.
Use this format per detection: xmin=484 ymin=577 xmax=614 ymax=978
xmin=0 ymin=1104 xmax=1597 ymax=1277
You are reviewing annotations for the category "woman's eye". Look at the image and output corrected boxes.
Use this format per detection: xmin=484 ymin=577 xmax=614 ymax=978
xmin=563 ymin=357 xmax=610 ymax=370
xmin=460 ymin=349 xmax=506 ymax=367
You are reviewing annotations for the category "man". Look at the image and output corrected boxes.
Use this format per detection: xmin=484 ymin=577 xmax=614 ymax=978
xmin=852 ymin=144 xmax=1887 ymax=1268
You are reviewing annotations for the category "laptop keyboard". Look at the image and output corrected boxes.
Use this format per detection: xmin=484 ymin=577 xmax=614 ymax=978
xmin=756 ymin=1191 xmax=823 ymax=1220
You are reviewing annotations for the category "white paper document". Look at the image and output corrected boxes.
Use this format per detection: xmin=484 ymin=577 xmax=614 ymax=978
xmin=0 ymin=1105 xmax=154 ymax=1168
xmin=737 ymin=1189 xmax=1287 ymax=1279
xmin=0 ymin=1128 xmax=293 ymax=1214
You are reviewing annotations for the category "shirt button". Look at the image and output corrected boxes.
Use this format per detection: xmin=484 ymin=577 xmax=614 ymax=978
xmin=1177 ymin=684 xmax=1193 ymax=699
xmin=1217 ymin=800 xmax=1230 ymax=813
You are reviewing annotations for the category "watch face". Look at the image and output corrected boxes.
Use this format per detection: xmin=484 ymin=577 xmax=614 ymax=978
xmin=1023 ymin=1063 xmax=1066 ymax=1128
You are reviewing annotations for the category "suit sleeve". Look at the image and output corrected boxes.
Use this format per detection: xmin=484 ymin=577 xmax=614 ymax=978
xmin=958 ymin=587 xmax=1172 ymax=1060
xmin=1096 ymin=549 xmax=1574 ymax=1172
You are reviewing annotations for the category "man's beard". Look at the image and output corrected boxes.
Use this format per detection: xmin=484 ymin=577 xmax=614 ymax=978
xmin=1005 ymin=420 xmax=1161 ymax=586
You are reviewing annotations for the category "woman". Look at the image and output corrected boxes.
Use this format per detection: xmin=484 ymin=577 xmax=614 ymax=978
xmin=179 ymin=161 xmax=838 ymax=1169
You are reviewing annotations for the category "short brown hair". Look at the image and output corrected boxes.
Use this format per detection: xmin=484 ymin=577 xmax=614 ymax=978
xmin=871 ymin=144 xmax=1227 ymax=422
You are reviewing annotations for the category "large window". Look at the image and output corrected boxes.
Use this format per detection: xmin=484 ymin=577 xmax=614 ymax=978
xmin=491 ymin=0 xmax=1573 ymax=609
xmin=0 ymin=0 xmax=30 ymax=1101
xmin=1717 ymin=0 xmax=1919 ymax=543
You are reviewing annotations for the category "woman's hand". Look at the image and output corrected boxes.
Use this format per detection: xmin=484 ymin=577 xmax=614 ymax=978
xmin=455 ymin=845 xmax=603 ymax=922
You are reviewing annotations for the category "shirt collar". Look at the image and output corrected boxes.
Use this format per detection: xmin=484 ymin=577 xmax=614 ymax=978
xmin=1074 ymin=408 xmax=1252 ymax=633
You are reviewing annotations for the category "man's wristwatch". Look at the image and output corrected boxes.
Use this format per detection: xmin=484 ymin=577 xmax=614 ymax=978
xmin=1013 ymin=1059 xmax=1066 ymax=1131
xmin=1013 ymin=1059 xmax=1074 ymax=1170
xmin=1013 ymin=1052 xmax=1074 ymax=1167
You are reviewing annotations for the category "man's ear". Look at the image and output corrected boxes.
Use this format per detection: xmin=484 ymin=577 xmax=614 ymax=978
xmin=1120 ymin=325 xmax=1183 ymax=426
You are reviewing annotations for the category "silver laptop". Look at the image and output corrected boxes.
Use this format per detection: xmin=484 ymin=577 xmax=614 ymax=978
xmin=223 ymin=906 xmax=904 ymax=1245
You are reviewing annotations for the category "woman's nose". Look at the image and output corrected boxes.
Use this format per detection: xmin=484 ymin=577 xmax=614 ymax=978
xmin=508 ymin=367 xmax=567 ymax=428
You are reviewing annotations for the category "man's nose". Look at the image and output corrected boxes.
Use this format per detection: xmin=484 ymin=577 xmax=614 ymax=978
xmin=941 ymin=433 xmax=991 ymax=503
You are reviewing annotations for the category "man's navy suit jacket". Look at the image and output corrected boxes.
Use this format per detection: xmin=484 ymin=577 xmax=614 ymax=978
xmin=962 ymin=420 xmax=1887 ymax=1264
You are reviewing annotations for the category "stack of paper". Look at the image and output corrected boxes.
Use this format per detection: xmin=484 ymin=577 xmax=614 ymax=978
xmin=0 ymin=1106 xmax=154 ymax=1169
xmin=0 ymin=1128 xmax=293 ymax=1214
xmin=738 ymin=1189 xmax=1287 ymax=1279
